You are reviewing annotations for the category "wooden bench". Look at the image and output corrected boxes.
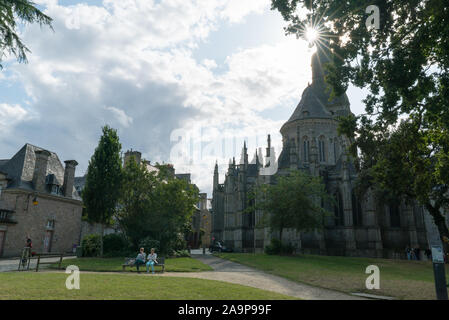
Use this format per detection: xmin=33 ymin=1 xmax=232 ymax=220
xmin=122 ymin=257 xmax=165 ymax=273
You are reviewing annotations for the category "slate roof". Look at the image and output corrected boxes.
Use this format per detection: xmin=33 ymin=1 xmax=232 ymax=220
xmin=283 ymin=47 xmax=351 ymax=126
xmin=0 ymin=143 xmax=79 ymax=199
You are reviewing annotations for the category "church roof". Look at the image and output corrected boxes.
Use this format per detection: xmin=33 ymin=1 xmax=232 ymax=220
xmin=287 ymin=84 xmax=333 ymax=121
xmin=282 ymin=45 xmax=351 ymax=127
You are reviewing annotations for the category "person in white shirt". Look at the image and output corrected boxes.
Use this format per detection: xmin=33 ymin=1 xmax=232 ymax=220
xmin=146 ymin=248 xmax=158 ymax=274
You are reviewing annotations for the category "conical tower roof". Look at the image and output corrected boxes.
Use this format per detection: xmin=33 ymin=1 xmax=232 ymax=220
xmin=282 ymin=45 xmax=351 ymax=128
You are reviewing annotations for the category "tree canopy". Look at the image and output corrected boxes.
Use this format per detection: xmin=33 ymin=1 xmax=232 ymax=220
xmin=271 ymin=0 xmax=449 ymax=252
xmin=252 ymin=170 xmax=332 ymax=243
xmin=0 ymin=0 xmax=53 ymax=68
xmin=82 ymin=125 xmax=123 ymax=256
xmin=117 ymin=157 xmax=199 ymax=254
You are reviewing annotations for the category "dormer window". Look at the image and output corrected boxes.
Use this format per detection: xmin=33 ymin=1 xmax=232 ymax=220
xmin=303 ymin=111 xmax=309 ymax=117
xmin=46 ymin=174 xmax=61 ymax=195
xmin=46 ymin=219 xmax=55 ymax=229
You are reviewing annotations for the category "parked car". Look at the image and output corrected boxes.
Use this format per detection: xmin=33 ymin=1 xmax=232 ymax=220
xmin=209 ymin=241 xmax=233 ymax=253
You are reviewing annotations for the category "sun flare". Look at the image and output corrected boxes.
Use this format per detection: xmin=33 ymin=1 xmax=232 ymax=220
xmin=305 ymin=26 xmax=319 ymax=44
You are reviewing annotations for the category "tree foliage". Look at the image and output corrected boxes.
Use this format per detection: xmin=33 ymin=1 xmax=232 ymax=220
xmin=252 ymin=170 xmax=332 ymax=243
xmin=271 ymin=0 xmax=449 ymax=252
xmin=117 ymin=158 xmax=199 ymax=255
xmin=0 ymin=0 xmax=53 ymax=68
xmin=82 ymin=125 xmax=123 ymax=256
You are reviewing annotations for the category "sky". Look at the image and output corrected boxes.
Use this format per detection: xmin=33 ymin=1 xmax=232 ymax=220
xmin=0 ymin=0 xmax=367 ymax=197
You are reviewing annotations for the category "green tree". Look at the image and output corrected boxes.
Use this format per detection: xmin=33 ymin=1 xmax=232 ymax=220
xmin=116 ymin=155 xmax=158 ymax=247
xmin=252 ymin=170 xmax=332 ymax=245
xmin=83 ymin=125 xmax=122 ymax=256
xmin=0 ymin=0 xmax=53 ymax=68
xmin=117 ymin=159 xmax=199 ymax=255
xmin=271 ymin=0 xmax=449 ymax=253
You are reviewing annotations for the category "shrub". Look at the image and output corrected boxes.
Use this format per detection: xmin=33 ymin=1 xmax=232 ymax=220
xmin=138 ymin=238 xmax=160 ymax=254
xmin=81 ymin=234 xmax=101 ymax=257
xmin=173 ymin=249 xmax=191 ymax=258
xmin=103 ymin=233 xmax=129 ymax=254
xmin=264 ymin=238 xmax=295 ymax=255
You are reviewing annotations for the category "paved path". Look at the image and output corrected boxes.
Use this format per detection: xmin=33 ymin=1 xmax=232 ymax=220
xmin=158 ymin=254 xmax=365 ymax=300
xmin=0 ymin=256 xmax=76 ymax=272
xmin=2 ymin=253 xmax=364 ymax=300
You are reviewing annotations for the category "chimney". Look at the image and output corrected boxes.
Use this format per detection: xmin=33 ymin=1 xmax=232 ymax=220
xmin=32 ymin=150 xmax=51 ymax=193
xmin=63 ymin=160 xmax=78 ymax=198
xmin=124 ymin=150 xmax=142 ymax=167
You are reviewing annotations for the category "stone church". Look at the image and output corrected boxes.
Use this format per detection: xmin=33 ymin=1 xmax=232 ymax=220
xmin=211 ymin=47 xmax=430 ymax=259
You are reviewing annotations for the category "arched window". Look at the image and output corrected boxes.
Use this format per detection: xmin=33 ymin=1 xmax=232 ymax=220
xmin=319 ymin=136 xmax=326 ymax=162
xmin=390 ymin=203 xmax=401 ymax=227
xmin=303 ymin=137 xmax=310 ymax=162
xmin=334 ymin=138 xmax=338 ymax=162
xmin=352 ymin=192 xmax=363 ymax=226
xmin=334 ymin=191 xmax=344 ymax=226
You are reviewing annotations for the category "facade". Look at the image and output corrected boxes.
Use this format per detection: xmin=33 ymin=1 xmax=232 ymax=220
xmin=189 ymin=193 xmax=212 ymax=248
xmin=212 ymin=48 xmax=430 ymax=259
xmin=0 ymin=144 xmax=83 ymax=257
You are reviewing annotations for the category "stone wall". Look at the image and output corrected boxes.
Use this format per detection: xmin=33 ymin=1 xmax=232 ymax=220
xmin=0 ymin=189 xmax=82 ymax=257
xmin=79 ymin=221 xmax=118 ymax=243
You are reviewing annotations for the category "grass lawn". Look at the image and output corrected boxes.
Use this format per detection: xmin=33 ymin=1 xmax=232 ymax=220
xmin=216 ymin=253 xmax=447 ymax=300
xmin=0 ymin=272 xmax=296 ymax=300
xmin=50 ymin=257 xmax=213 ymax=273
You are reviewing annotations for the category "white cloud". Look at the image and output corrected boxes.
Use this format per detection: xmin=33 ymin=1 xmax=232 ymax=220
xmin=0 ymin=103 xmax=31 ymax=134
xmin=2 ymin=0 xmax=313 ymax=196
xmin=104 ymin=106 xmax=133 ymax=128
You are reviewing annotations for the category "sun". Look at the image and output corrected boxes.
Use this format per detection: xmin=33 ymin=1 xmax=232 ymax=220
xmin=305 ymin=26 xmax=319 ymax=44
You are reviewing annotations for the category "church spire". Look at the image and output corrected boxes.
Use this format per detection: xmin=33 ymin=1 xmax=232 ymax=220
xmin=311 ymin=40 xmax=331 ymax=85
xmin=213 ymin=161 xmax=219 ymax=190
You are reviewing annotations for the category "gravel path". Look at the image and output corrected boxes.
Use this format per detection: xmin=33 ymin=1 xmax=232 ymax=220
xmin=157 ymin=254 xmax=365 ymax=300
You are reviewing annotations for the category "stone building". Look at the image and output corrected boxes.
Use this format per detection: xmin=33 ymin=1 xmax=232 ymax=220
xmin=211 ymin=47 xmax=430 ymax=259
xmin=189 ymin=193 xmax=212 ymax=249
xmin=0 ymin=144 xmax=83 ymax=257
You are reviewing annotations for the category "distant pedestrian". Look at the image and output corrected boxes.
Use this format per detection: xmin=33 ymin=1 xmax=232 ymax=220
xmin=25 ymin=236 xmax=32 ymax=248
xmin=425 ymin=248 xmax=432 ymax=261
xmin=414 ymin=247 xmax=421 ymax=261
xmin=405 ymin=246 xmax=411 ymax=260
xmin=410 ymin=248 xmax=416 ymax=260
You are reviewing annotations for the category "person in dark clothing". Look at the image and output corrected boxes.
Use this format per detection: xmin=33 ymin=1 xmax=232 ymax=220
xmin=26 ymin=238 xmax=32 ymax=248
xmin=414 ymin=247 xmax=421 ymax=260
xmin=425 ymin=248 xmax=432 ymax=261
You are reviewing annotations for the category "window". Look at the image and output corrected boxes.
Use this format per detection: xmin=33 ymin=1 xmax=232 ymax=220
xmin=352 ymin=192 xmax=363 ymax=226
xmin=319 ymin=139 xmax=326 ymax=162
xmin=390 ymin=204 xmax=401 ymax=227
xmin=303 ymin=138 xmax=310 ymax=162
xmin=334 ymin=139 xmax=338 ymax=162
xmin=46 ymin=220 xmax=55 ymax=229
xmin=334 ymin=191 xmax=344 ymax=226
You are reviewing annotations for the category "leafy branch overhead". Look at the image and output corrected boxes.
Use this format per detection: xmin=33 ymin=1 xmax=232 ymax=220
xmin=0 ymin=0 xmax=53 ymax=68
xmin=271 ymin=0 xmax=449 ymax=252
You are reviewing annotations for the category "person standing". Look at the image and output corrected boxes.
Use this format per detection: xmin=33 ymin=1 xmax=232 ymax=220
xmin=415 ymin=247 xmax=421 ymax=261
xmin=425 ymin=248 xmax=432 ymax=261
xmin=146 ymin=248 xmax=158 ymax=274
xmin=410 ymin=247 xmax=416 ymax=260
xmin=405 ymin=246 xmax=411 ymax=260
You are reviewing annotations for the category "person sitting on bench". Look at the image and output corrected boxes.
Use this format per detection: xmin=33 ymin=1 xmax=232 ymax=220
xmin=146 ymin=248 xmax=158 ymax=274
xmin=135 ymin=248 xmax=146 ymax=271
